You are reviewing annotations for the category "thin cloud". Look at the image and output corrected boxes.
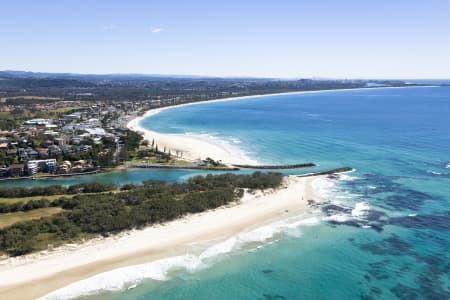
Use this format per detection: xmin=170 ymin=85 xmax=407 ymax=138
xmin=103 ymin=24 xmax=117 ymax=31
xmin=150 ymin=27 xmax=163 ymax=33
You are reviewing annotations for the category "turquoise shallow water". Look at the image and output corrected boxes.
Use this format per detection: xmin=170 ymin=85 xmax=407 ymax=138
xmin=29 ymin=87 xmax=450 ymax=299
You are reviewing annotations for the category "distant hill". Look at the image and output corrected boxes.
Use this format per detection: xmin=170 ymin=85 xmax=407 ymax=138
xmin=0 ymin=70 xmax=419 ymax=103
xmin=0 ymin=70 xmax=264 ymax=82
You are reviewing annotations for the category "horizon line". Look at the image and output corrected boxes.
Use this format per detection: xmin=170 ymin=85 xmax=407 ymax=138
xmin=1 ymin=69 xmax=450 ymax=81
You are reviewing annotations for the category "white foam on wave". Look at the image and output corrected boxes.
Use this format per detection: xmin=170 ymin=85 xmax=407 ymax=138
xmin=324 ymin=202 xmax=370 ymax=224
xmin=293 ymin=217 xmax=321 ymax=226
xmin=325 ymin=214 xmax=351 ymax=223
xmin=312 ymin=177 xmax=335 ymax=198
xmin=339 ymin=168 xmax=357 ymax=177
xmin=426 ymin=170 xmax=445 ymax=176
xmin=199 ymin=237 xmax=237 ymax=260
xmin=445 ymin=163 xmax=450 ymax=169
xmin=312 ymin=173 xmax=360 ymax=203
xmin=228 ymin=136 xmax=242 ymax=144
xmin=39 ymin=254 xmax=202 ymax=300
xmin=227 ymin=216 xmax=320 ymax=249
xmin=351 ymin=202 xmax=370 ymax=218
xmin=338 ymin=173 xmax=357 ymax=181
xmin=39 ymin=215 xmax=321 ymax=300
xmin=335 ymin=195 xmax=353 ymax=199
xmin=312 ymin=169 xmax=360 ymax=199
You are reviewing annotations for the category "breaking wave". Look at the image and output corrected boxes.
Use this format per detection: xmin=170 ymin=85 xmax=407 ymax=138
xmin=39 ymin=215 xmax=321 ymax=300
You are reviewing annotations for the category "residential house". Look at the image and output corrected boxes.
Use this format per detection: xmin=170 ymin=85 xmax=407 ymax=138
xmin=71 ymin=137 xmax=82 ymax=144
xmin=37 ymin=148 xmax=49 ymax=158
xmin=71 ymin=165 xmax=84 ymax=173
xmin=60 ymin=145 xmax=72 ymax=155
xmin=85 ymin=128 xmax=106 ymax=136
xmin=27 ymin=149 xmax=39 ymax=160
xmin=42 ymin=140 xmax=54 ymax=146
xmin=48 ymin=145 xmax=62 ymax=157
xmin=57 ymin=161 xmax=71 ymax=174
xmin=64 ymin=113 xmax=81 ymax=121
xmin=18 ymin=148 xmax=28 ymax=161
xmin=72 ymin=145 xmax=92 ymax=153
xmin=6 ymin=148 xmax=17 ymax=157
xmin=0 ymin=167 xmax=8 ymax=177
xmin=8 ymin=164 xmax=24 ymax=177
xmin=54 ymin=138 xmax=65 ymax=145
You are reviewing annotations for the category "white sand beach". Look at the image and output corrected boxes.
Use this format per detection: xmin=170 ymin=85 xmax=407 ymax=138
xmin=126 ymin=106 xmax=256 ymax=165
xmin=0 ymin=175 xmax=325 ymax=300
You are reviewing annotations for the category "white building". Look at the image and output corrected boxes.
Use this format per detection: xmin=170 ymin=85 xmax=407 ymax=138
xmin=27 ymin=159 xmax=57 ymax=175
xmin=24 ymin=119 xmax=51 ymax=126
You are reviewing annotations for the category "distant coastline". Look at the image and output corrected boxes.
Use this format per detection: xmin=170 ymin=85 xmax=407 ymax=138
xmin=128 ymin=85 xmax=434 ymax=165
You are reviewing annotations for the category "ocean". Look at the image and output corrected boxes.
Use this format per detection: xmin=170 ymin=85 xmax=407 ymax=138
xmin=32 ymin=87 xmax=450 ymax=299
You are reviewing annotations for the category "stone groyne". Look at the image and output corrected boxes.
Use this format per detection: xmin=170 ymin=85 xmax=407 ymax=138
xmin=232 ymin=163 xmax=316 ymax=169
xmin=127 ymin=162 xmax=239 ymax=171
xmin=296 ymin=167 xmax=353 ymax=177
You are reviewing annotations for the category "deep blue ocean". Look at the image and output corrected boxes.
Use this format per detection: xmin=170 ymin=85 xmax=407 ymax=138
xmin=15 ymin=87 xmax=450 ymax=299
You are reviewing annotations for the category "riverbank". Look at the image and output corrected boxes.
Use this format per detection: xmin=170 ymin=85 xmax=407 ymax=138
xmin=0 ymin=169 xmax=102 ymax=182
xmin=0 ymin=175 xmax=324 ymax=300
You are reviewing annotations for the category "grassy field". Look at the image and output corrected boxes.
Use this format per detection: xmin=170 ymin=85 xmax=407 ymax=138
xmin=0 ymin=207 xmax=63 ymax=229
xmin=0 ymin=96 xmax=62 ymax=103
xmin=51 ymin=106 xmax=81 ymax=113
xmin=0 ymin=190 xmax=123 ymax=204
xmin=0 ymin=191 xmax=122 ymax=228
xmin=0 ymin=194 xmax=75 ymax=204
xmin=0 ymin=112 xmax=14 ymax=118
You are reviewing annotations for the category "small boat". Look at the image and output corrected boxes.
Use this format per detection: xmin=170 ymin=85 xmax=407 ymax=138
xmin=127 ymin=284 xmax=137 ymax=290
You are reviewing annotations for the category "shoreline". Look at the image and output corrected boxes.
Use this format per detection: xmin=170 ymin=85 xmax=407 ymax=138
xmin=127 ymin=110 xmax=256 ymax=165
xmin=127 ymin=85 xmax=434 ymax=165
xmin=0 ymin=175 xmax=325 ymax=300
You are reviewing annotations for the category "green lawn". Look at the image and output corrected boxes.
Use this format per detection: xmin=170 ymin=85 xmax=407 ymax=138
xmin=0 ymin=194 xmax=75 ymax=204
xmin=0 ymin=190 xmax=123 ymax=204
xmin=0 ymin=207 xmax=63 ymax=228
xmin=51 ymin=106 xmax=81 ymax=113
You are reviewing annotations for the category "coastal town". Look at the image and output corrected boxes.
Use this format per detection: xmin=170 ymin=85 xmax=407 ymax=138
xmin=0 ymin=99 xmax=147 ymax=179
xmin=0 ymin=74 xmax=404 ymax=180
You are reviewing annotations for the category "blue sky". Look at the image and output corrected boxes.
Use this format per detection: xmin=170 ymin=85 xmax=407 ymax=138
xmin=1 ymin=0 xmax=449 ymax=78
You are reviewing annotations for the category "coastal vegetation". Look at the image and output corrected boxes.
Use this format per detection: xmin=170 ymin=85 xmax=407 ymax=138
xmin=117 ymin=130 xmax=143 ymax=162
xmin=0 ymin=172 xmax=283 ymax=256
xmin=0 ymin=182 xmax=117 ymax=198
